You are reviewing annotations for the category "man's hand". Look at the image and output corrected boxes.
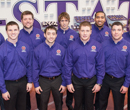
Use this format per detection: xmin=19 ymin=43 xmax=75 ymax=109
xmin=120 ymin=86 xmax=128 ymax=94
xmin=2 ymin=91 xmax=10 ymax=101
xmin=35 ymin=86 xmax=43 ymax=94
xmin=67 ymin=84 xmax=75 ymax=93
xmin=59 ymin=85 xmax=66 ymax=93
xmin=92 ymin=84 xmax=101 ymax=93
xmin=26 ymin=83 xmax=33 ymax=92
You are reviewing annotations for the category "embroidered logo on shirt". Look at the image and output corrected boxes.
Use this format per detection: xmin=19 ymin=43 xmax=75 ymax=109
xmin=69 ymin=35 xmax=74 ymax=41
xmin=105 ymin=31 xmax=109 ymax=36
xmin=56 ymin=49 xmax=61 ymax=56
xmin=36 ymin=34 xmax=40 ymax=39
xmin=121 ymin=45 xmax=127 ymax=52
xmin=91 ymin=45 xmax=96 ymax=52
xmin=21 ymin=46 xmax=26 ymax=52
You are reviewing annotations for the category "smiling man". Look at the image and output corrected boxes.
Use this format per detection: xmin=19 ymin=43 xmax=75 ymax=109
xmin=19 ymin=11 xmax=45 ymax=110
xmin=99 ymin=22 xmax=130 ymax=110
xmin=0 ymin=21 xmax=32 ymax=110
xmin=33 ymin=26 xmax=66 ymax=110
xmin=91 ymin=11 xmax=111 ymax=43
xmin=64 ymin=21 xmax=105 ymax=110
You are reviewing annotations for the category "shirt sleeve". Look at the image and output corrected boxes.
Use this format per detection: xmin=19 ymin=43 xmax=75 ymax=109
xmin=123 ymin=48 xmax=130 ymax=87
xmin=0 ymin=48 xmax=7 ymax=93
xmin=33 ymin=49 xmax=40 ymax=88
xmin=95 ymin=45 xmax=105 ymax=84
xmin=26 ymin=46 xmax=32 ymax=83
xmin=61 ymin=48 xmax=66 ymax=86
xmin=64 ymin=45 xmax=73 ymax=85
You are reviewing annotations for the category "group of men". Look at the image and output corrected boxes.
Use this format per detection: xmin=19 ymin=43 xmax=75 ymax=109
xmin=0 ymin=10 xmax=130 ymax=110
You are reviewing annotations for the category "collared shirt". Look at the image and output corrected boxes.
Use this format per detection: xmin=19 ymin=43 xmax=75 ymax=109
xmin=19 ymin=27 xmax=45 ymax=49
xmin=33 ymin=42 xmax=66 ymax=88
xmin=64 ymin=38 xmax=105 ymax=85
xmin=102 ymin=38 xmax=130 ymax=87
xmin=56 ymin=28 xmax=79 ymax=49
xmin=123 ymin=32 xmax=130 ymax=42
xmin=0 ymin=33 xmax=5 ymax=45
xmin=0 ymin=40 xmax=32 ymax=93
xmin=91 ymin=24 xmax=111 ymax=43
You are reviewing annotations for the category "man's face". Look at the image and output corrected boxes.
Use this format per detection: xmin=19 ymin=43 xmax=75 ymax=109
xmin=111 ymin=25 xmax=123 ymax=41
xmin=94 ymin=12 xmax=106 ymax=28
xmin=21 ymin=15 xmax=34 ymax=29
xmin=44 ymin=29 xmax=57 ymax=44
xmin=59 ymin=17 xmax=69 ymax=30
xmin=6 ymin=25 xmax=19 ymax=41
xmin=79 ymin=26 xmax=92 ymax=42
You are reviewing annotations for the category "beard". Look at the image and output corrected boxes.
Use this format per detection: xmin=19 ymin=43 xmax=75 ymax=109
xmin=24 ymin=25 xmax=33 ymax=29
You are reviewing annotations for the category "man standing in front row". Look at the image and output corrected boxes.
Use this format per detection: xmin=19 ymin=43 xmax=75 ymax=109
xmin=99 ymin=22 xmax=130 ymax=110
xmin=56 ymin=12 xmax=79 ymax=110
xmin=19 ymin=11 xmax=45 ymax=110
xmin=64 ymin=21 xmax=105 ymax=110
xmin=33 ymin=26 xmax=66 ymax=110
xmin=0 ymin=21 xmax=32 ymax=110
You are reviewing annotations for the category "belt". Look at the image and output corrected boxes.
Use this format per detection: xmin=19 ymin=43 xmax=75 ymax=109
xmin=73 ymin=74 xmax=89 ymax=79
xmin=40 ymin=74 xmax=61 ymax=80
xmin=5 ymin=76 xmax=26 ymax=82
xmin=106 ymin=73 xmax=116 ymax=79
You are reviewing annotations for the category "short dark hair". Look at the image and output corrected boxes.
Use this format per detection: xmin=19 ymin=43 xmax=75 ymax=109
xmin=21 ymin=11 xmax=34 ymax=20
xmin=111 ymin=22 xmax=123 ymax=29
xmin=95 ymin=11 xmax=106 ymax=18
xmin=58 ymin=12 xmax=70 ymax=23
xmin=6 ymin=21 xmax=19 ymax=31
xmin=44 ymin=26 xmax=57 ymax=34
xmin=128 ymin=18 xmax=130 ymax=25
xmin=79 ymin=21 xmax=92 ymax=30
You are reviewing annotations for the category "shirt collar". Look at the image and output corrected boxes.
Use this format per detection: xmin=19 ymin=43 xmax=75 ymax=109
xmin=59 ymin=27 xmax=70 ymax=34
xmin=23 ymin=27 xmax=34 ymax=34
xmin=6 ymin=39 xmax=19 ymax=47
xmin=44 ymin=41 xmax=56 ymax=49
xmin=78 ymin=37 xmax=91 ymax=46
xmin=110 ymin=37 xmax=124 ymax=45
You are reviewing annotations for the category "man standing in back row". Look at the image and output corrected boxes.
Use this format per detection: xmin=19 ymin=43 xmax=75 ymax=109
xmin=19 ymin=11 xmax=45 ymax=110
xmin=56 ymin=12 xmax=79 ymax=110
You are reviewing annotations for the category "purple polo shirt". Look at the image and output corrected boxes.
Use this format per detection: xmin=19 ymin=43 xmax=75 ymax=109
xmin=33 ymin=42 xmax=66 ymax=88
xmin=102 ymin=38 xmax=130 ymax=87
xmin=91 ymin=24 xmax=111 ymax=43
xmin=56 ymin=28 xmax=79 ymax=49
xmin=19 ymin=27 xmax=45 ymax=49
xmin=0 ymin=40 xmax=32 ymax=93
xmin=64 ymin=38 xmax=105 ymax=85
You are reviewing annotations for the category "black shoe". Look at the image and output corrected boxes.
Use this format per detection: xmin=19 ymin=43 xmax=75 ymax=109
xmin=68 ymin=105 xmax=74 ymax=110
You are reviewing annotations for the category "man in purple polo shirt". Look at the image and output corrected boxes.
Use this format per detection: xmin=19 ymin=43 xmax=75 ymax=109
xmin=19 ymin=11 xmax=45 ymax=110
xmin=64 ymin=21 xmax=105 ymax=110
xmin=33 ymin=26 xmax=66 ymax=110
xmin=93 ymin=11 xmax=111 ymax=110
xmin=91 ymin=11 xmax=111 ymax=43
xmin=0 ymin=21 xmax=32 ymax=110
xmin=123 ymin=19 xmax=130 ymax=110
xmin=56 ymin=12 xmax=79 ymax=110
xmin=99 ymin=22 xmax=130 ymax=110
